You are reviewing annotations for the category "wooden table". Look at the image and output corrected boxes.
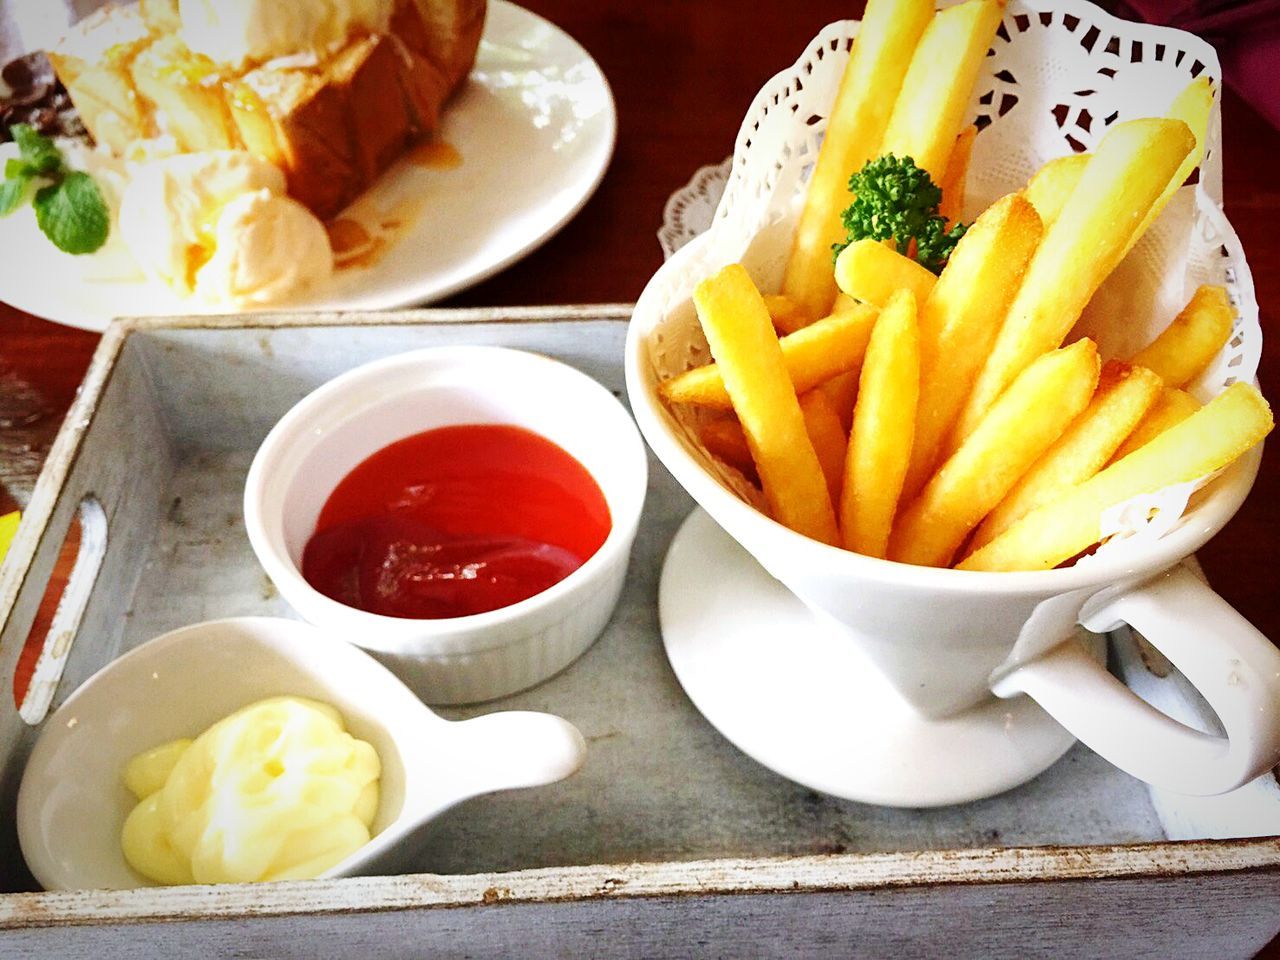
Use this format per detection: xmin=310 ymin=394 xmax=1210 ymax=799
xmin=1 ymin=2 xmax=1278 ymax=954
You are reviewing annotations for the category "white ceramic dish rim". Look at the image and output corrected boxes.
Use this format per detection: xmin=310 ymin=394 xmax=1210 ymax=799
xmin=625 ymin=234 xmax=1264 ymax=600
xmin=244 ymin=345 xmax=648 ymax=656
xmin=0 ymin=0 xmax=618 ymax=332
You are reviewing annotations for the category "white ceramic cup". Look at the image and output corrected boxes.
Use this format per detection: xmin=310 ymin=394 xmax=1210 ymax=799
xmin=626 ymin=251 xmax=1280 ymax=797
xmin=245 ymin=346 xmax=648 ymax=705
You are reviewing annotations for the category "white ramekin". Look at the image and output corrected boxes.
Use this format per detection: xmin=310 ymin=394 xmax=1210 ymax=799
xmin=245 ymin=346 xmax=648 ymax=705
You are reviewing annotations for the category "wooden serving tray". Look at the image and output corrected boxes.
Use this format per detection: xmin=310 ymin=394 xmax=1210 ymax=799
xmin=0 ymin=309 xmax=1276 ymax=959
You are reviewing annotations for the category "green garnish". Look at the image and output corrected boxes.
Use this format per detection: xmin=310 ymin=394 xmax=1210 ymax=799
xmin=0 ymin=124 xmax=109 ymax=254
xmin=832 ymin=154 xmax=967 ymax=275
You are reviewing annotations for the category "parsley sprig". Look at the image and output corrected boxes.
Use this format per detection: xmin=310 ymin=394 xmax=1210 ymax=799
xmin=832 ymin=154 xmax=967 ymax=275
xmin=1 ymin=124 xmax=109 ymax=255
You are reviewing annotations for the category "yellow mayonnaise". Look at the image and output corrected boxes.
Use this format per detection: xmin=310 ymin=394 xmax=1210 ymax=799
xmin=121 ymin=696 xmax=380 ymax=885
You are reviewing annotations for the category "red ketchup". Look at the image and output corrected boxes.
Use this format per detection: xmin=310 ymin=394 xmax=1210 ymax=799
xmin=301 ymin=425 xmax=611 ymax=619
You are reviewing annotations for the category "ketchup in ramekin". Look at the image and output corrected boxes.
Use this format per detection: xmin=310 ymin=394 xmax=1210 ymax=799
xmin=301 ymin=425 xmax=611 ymax=620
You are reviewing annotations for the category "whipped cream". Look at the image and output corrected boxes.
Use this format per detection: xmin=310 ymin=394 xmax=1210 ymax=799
xmin=177 ymin=0 xmax=394 ymax=69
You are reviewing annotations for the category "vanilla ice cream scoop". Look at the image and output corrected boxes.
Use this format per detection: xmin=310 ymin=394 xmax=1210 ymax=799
xmin=195 ymin=189 xmax=335 ymax=305
xmin=119 ymin=150 xmax=286 ymax=291
xmin=118 ymin=150 xmax=333 ymax=305
xmin=178 ymin=0 xmax=393 ymax=69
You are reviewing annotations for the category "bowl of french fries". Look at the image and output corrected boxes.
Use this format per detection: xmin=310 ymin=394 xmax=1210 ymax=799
xmin=626 ymin=0 xmax=1280 ymax=796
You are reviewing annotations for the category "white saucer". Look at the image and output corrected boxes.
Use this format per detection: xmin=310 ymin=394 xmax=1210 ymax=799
xmin=660 ymin=508 xmax=1101 ymax=808
xmin=0 ymin=1 xmax=616 ymax=331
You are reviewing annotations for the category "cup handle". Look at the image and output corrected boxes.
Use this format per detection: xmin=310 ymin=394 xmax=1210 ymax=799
xmin=992 ymin=562 xmax=1280 ymax=795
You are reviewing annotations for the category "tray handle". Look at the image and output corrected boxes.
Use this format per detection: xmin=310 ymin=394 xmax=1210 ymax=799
xmin=0 ymin=497 xmax=107 ymax=726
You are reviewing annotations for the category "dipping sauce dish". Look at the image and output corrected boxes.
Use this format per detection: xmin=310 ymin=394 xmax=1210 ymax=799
xmin=17 ymin=617 xmax=587 ymax=891
xmin=245 ymin=346 xmax=648 ymax=705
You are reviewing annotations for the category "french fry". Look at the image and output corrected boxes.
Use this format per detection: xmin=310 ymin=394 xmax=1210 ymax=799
xmin=693 ymin=264 xmax=840 ymax=544
xmin=769 ymin=291 xmax=858 ymax=336
xmin=889 ymin=338 xmax=1100 ymax=567
xmin=879 ymin=0 xmax=1005 ymax=183
xmin=834 ymin=238 xmax=938 ymax=308
xmin=660 ymin=301 xmax=878 ymax=408
xmin=1130 ymin=284 xmax=1233 ymax=388
xmin=841 ymin=289 xmax=919 ymax=558
xmin=700 ymin=417 xmax=755 ymax=477
xmin=1019 ymin=82 xmax=1212 ymax=261
xmin=821 ymin=372 xmax=860 ymax=433
xmin=1022 ymin=154 xmax=1087 ymax=230
xmin=959 ymin=382 xmax=1273 ymax=572
xmin=1124 ymin=76 xmax=1214 ymax=258
xmin=801 ymin=390 xmax=850 ymax=504
xmin=1109 ymin=386 xmax=1202 ymax=464
xmin=1167 ymin=76 xmax=1213 ymax=169
xmin=947 ymin=118 xmax=1195 ymax=451
xmin=763 ymin=294 xmax=816 ymax=336
xmin=781 ymin=0 xmax=935 ymax=316
xmin=939 ymin=124 xmax=977 ymax=224
xmin=971 ymin=360 xmax=1162 ymax=549
xmin=901 ymin=192 xmax=1043 ymax=501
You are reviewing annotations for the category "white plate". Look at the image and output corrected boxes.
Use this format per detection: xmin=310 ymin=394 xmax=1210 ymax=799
xmin=0 ymin=0 xmax=616 ymax=331
xmin=660 ymin=508 xmax=1105 ymax=808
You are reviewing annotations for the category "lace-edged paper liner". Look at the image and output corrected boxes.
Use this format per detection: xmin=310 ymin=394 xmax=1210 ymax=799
xmin=647 ymin=0 xmax=1262 ymax=565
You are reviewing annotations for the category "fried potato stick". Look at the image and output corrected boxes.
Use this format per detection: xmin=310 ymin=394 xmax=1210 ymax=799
xmin=959 ymin=382 xmax=1272 ymax=571
xmin=889 ymin=338 xmax=1099 ymax=567
xmin=1124 ymin=76 xmax=1214 ymax=258
xmin=821 ymin=371 xmax=861 ymax=432
xmin=939 ymin=124 xmax=977 ymax=224
xmin=801 ymin=390 xmax=850 ymax=505
xmin=948 ymin=118 xmax=1195 ymax=450
xmin=693 ymin=264 xmax=840 ymax=544
xmin=901 ymin=192 xmax=1043 ymax=501
xmin=1022 ymin=154 xmax=1087 ymax=230
xmin=841 ymin=289 xmax=919 ymax=558
xmin=660 ymin=301 xmax=878 ymax=408
xmin=1130 ymin=284 xmax=1233 ymax=388
xmin=1109 ymin=386 xmax=1201 ymax=464
xmin=971 ymin=360 xmax=1162 ymax=548
xmin=763 ymin=294 xmax=815 ymax=336
xmin=834 ymin=238 xmax=938 ymax=308
xmin=781 ymin=0 xmax=934 ymax=317
xmin=879 ymin=0 xmax=1005 ymax=183
xmin=699 ymin=417 xmax=755 ymax=477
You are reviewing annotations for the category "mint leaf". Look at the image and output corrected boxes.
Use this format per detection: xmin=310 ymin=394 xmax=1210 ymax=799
xmin=0 ymin=175 xmax=33 ymax=217
xmin=5 ymin=158 xmax=34 ymax=180
xmin=32 ymin=172 xmax=109 ymax=254
xmin=11 ymin=123 xmax=63 ymax=176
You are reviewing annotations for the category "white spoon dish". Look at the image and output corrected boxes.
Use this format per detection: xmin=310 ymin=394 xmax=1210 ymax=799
xmin=16 ymin=616 xmax=586 ymax=890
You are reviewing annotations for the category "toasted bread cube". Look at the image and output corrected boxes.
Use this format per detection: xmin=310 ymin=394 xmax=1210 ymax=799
xmin=49 ymin=6 xmax=153 ymax=154
xmin=403 ymin=0 xmax=487 ymax=88
xmin=225 ymin=79 xmax=287 ymax=168
xmin=131 ymin=35 xmax=239 ymax=152
xmin=338 ymin=35 xmax=416 ymax=182
xmin=139 ymin=0 xmax=181 ymax=33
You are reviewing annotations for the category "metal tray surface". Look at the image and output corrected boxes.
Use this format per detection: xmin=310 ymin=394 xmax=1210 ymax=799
xmin=0 ymin=309 xmax=1276 ymax=959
